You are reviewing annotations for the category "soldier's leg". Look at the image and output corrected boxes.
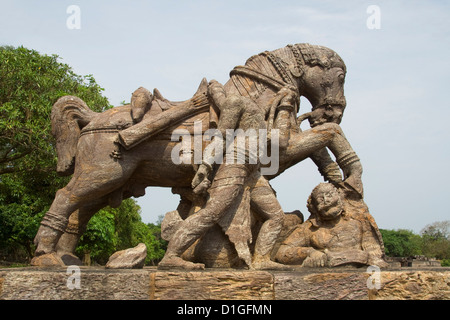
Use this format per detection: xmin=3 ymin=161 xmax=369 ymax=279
xmin=250 ymin=174 xmax=290 ymax=270
xmin=158 ymin=165 xmax=247 ymax=270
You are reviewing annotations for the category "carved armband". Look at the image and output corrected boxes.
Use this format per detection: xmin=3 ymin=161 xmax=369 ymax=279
xmin=336 ymin=151 xmax=360 ymax=169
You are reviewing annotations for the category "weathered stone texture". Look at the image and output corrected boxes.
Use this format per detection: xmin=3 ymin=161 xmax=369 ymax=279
xmin=106 ymin=243 xmax=147 ymax=269
xmin=150 ymin=271 xmax=274 ymax=300
xmin=0 ymin=268 xmax=149 ymax=300
xmin=0 ymin=273 xmax=4 ymax=297
xmin=274 ymin=270 xmax=369 ymax=300
xmin=0 ymin=268 xmax=448 ymax=300
xmin=34 ymin=43 xmax=370 ymax=273
xmin=369 ymin=271 xmax=450 ymax=300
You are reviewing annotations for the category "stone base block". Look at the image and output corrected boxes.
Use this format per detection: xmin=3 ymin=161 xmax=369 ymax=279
xmin=0 ymin=267 xmax=449 ymax=300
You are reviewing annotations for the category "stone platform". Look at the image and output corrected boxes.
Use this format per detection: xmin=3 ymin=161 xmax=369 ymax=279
xmin=0 ymin=266 xmax=449 ymax=300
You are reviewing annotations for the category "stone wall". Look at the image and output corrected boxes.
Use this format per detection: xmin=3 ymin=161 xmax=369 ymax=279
xmin=0 ymin=267 xmax=449 ymax=300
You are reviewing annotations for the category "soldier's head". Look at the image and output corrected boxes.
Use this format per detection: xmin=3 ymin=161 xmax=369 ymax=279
xmin=307 ymin=183 xmax=344 ymax=221
xmin=130 ymin=87 xmax=153 ymax=123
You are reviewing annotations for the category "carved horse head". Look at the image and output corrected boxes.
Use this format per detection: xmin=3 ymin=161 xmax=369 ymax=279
xmin=295 ymin=44 xmax=347 ymax=127
xmin=229 ymin=43 xmax=347 ymax=128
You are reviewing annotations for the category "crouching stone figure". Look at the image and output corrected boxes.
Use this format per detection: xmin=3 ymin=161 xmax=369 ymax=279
xmin=275 ymin=183 xmax=388 ymax=268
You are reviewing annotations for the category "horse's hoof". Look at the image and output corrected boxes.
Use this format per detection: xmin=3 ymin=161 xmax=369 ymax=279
xmin=58 ymin=253 xmax=83 ymax=266
xmin=31 ymin=253 xmax=65 ymax=267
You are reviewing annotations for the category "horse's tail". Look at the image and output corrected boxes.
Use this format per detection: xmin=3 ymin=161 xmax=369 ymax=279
xmin=51 ymin=95 xmax=97 ymax=176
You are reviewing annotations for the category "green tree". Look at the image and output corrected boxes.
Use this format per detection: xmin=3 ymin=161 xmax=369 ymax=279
xmin=0 ymin=45 xmax=110 ymax=175
xmin=75 ymin=209 xmax=117 ymax=265
xmin=420 ymin=221 xmax=450 ymax=261
xmin=145 ymin=220 xmax=168 ymax=265
xmin=111 ymin=201 xmax=167 ymax=265
xmin=380 ymin=223 xmax=450 ymax=266
xmin=379 ymin=229 xmax=422 ymax=257
xmin=0 ymin=46 xmax=110 ymax=262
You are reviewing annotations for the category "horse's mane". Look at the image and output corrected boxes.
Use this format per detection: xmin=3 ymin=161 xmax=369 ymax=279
xmin=230 ymin=43 xmax=346 ymax=100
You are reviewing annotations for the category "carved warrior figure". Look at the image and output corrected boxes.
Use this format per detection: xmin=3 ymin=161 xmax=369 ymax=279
xmin=275 ymin=183 xmax=388 ymax=268
xmin=32 ymin=43 xmax=365 ymax=268
xmin=158 ymin=80 xmax=287 ymax=270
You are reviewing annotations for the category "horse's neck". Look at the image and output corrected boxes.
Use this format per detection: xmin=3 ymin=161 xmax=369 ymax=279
xmin=224 ymin=46 xmax=303 ymax=117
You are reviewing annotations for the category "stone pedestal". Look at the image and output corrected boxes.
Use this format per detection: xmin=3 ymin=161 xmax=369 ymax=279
xmin=0 ymin=267 xmax=449 ymax=300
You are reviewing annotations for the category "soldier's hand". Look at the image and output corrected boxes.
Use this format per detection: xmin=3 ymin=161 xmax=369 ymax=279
xmin=193 ymin=179 xmax=211 ymax=195
xmin=302 ymin=250 xmax=328 ymax=268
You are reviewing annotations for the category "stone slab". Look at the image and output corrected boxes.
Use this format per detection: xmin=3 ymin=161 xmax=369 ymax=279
xmin=150 ymin=270 xmax=274 ymax=300
xmin=0 ymin=267 xmax=449 ymax=300
xmin=274 ymin=270 xmax=369 ymax=300
xmin=0 ymin=267 xmax=150 ymax=300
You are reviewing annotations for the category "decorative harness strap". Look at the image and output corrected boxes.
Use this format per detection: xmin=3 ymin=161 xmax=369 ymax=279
xmin=231 ymin=49 xmax=300 ymax=89
xmin=230 ymin=47 xmax=305 ymax=136
xmin=262 ymin=50 xmax=298 ymax=88
xmin=230 ymin=65 xmax=286 ymax=91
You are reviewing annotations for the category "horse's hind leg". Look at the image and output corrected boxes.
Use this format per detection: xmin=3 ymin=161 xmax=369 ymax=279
xmin=33 ymin=162 xmax=134 ymax=265
xmin=55 ymin=200 xmax=108 ymax=265
xmin=32 ymin=186 xmax=85 ymax=265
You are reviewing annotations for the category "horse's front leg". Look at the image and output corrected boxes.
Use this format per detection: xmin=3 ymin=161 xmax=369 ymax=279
xmin=283 ymin=123 xmax=363 ymax=196
xmin=309 ymin=147 xmax=342 ymax=183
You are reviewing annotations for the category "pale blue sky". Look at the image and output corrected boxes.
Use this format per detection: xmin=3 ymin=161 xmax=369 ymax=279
xmin=1 ymin=0 xmax=449 ymax=233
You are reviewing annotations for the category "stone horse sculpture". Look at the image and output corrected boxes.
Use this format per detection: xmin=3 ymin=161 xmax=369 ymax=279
xmin=32 ymin=43 xmax=363 ymax=267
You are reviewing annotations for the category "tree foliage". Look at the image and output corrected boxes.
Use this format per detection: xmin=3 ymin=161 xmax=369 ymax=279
xmin=380 ymin=229 xmax=422 ymax=257
xmin=0 ymin=45 xmax=110 ymax=175
xmin=420 ymin=221 xmax=450 ymax=261
xmin=380 ymin=220 xmax=450 ymax=266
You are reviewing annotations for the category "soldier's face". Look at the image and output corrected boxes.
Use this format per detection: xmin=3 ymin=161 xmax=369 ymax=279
xmin=314 ymin=185 xmax=343 ymax=220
